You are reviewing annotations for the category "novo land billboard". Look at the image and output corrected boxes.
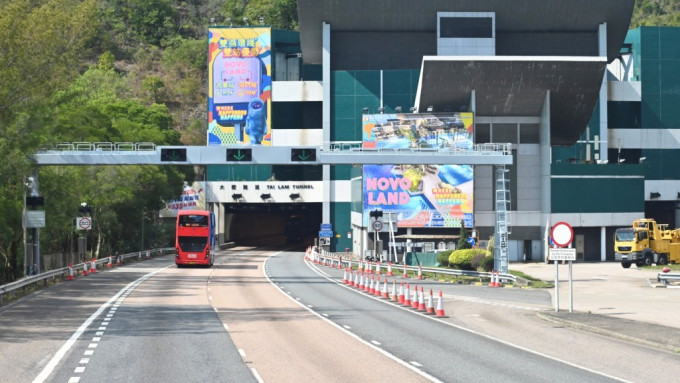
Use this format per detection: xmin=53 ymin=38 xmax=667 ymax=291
xmin=362 ymin=113 xmax=474 ymax=228
xmin=208 ymin=27 xmax=272 ymax=146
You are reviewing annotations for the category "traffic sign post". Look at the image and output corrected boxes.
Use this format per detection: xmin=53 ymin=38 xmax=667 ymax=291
xmin=76 ymin=217 xmax=92 ymax=231
xmin=550 ymin=222 xmax=575 ymax=313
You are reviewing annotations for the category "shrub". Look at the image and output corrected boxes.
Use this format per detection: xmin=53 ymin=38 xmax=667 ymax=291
xmin=479 ymin=255 xmax=495 ymax=272
xmin=437 ymin=250 xmax=453 ymax=267
xmin=470 ymin=253 xmax=486 ymax=270
xmin=449 ymin=249 xmax=487 ymax=270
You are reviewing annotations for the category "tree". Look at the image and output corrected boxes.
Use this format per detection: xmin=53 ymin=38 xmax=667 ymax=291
xmin=458 ymin=226 xmax=472 ymax=250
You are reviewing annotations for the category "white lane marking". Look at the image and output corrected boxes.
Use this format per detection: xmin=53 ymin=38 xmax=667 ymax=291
xmin=95 ymin=332 xmax=104 ymax=336
xmin=83 ymin=350 xmax=94 ymax=356
xmin=238 ymin=349 xmax=247 ymax=358
xmin=304 ymin=257 xmax=633 ymax=383
xmin=251 ymin=368 xmax=265 ymax=383
xmin=307 ymin=305 xmax=313 ymax=308
xmin=92 ymin=337 xmax=101 ymax=342
xmin=101 ymin=321 xmax=109 ymax=326
xmin=410 ymin=361 xmax=423 ymax=367
xmin=296 ymin=297 xmax=301 ymax=301
xmin=343 ymin=325 xmax=351 ymax=330
xmin=371 ymin=340 xmax=381 ymax=346
xmin=74 ymin=367 xmax=85 ymax=373
xmin=97 ymin=327 xmax=106 ymax=331
xmin=223 ymin=323 xmax=230 ymax=331
xmin=265 ymin=253 xmax=444 ymax=383
xmin=79 ymin=358 xmax=89 ymax=364
xmin=68 ymin=377 xmax=80 ymax=383
xmin=213 ymin=307 xmax=219 ymax=313
xmin=32 ymin=265 xmax=170 ymax=383
xmin=321 ymin=313 xmax=329 ymax=317
xmin=88 ymin=343 xmax=97 ymax=349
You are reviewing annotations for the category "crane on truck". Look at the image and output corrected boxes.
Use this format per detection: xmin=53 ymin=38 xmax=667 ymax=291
xmin=614 ymin=218 xmax=680 ymax=268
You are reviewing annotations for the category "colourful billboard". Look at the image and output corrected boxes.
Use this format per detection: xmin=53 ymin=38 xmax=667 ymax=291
xmin=208 ymin=27 xmax=272 ymax=146
xmin=363 ymin=164 xmax=474 ymax=228
xmin=362 ymin=112 xmax=474 ymax=150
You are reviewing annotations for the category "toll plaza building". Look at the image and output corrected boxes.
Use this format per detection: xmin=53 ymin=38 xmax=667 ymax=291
xmin=207 ymin=0 xmax=646 ymax=262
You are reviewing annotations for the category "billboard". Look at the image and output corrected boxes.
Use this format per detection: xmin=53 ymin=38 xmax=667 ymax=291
xmin=362 ymin=112 xmax=474 ymax=150
xmin=208 ymin=27 xmax=272 ymax=146
xmin=363 ymin=165 xmax=473 ymax=228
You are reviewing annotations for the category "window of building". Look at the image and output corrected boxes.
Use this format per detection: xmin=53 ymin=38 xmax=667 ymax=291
xmin=440 ymin=17 xmax=493 ymax=38
xmin=491 ymin=123 xmax=518 ymax=144
xmin=519 ymin=124 xmax=540 ymax=144
xmin=475 ymin=124 xmax=490 ymax=143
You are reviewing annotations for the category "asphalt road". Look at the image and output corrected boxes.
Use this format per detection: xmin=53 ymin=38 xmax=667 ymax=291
xmin=2 ymin=249 xmax=679 ymax=383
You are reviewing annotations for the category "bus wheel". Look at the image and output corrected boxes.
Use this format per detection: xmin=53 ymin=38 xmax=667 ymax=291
xmin=621 ymin=261 xmax=632 ymax=269
xmin=658 ymin=255 xmax=668 ymax=266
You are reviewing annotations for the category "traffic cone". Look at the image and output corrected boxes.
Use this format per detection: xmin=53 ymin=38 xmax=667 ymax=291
xmin=90 ymin=258 xmax=97 ymax=274
xmin=375 ymin=261 xmax=381 ymax=275
xmin=374 ymin=277 xmax=381 ymax=296
xmin=347 ymin=258 xmax=352 ymax=271
xmin=369 ymin=275 xmax=375 ymax=294
xmin=359 ymin=273 xmax=365 ymax=290
xmin=354 ymin=271 xmax=360 ymax=289
xmin=436 ymin=290 xmax=446 ymax=318
xmin=366 ymin=262 xmax=372 ymax=274
xmin=403 ymin=283 xmax=411 ymax=306
xmin=403 ymin=264 xmax=409 ymax=278
xmin=411 ymin=285 xmax=420 ymax=309
xmin=82 ymin=261 xmax=88 ymax=276
xmin=417 ymin=263 xmax=423 ymax=280
xmin=398 ymin=282 xmax=405 ymax=304
xmin=67 ymin=263 xmax=74 ymax=280
xmin=387 ymin=262 xmax=394 ymax=276
xmin=426 ymin=289 xmax=435 ymax=314
xmin=107 ymin=256 xmax=113 ymax=268
xmin=115 ymin=255 xmax=121 ymax=266
xmin=358 ymin=259 xmax=363 ymax=273
xmin=489 ymin=270 xmax=496 ymax=287
xmin=348 ymin=270 xmax=354 ymax=287
xmin=382 ymin=278 xmax=389 ymax=299
xmin=343 ymin=269 xmax=348 ymax=284
xmin=418 ymin=287 xmax=426 ymax=311
xmin=495 ymin=271 xmax=502 ymax=287
xmin=390 ymin=280 xmax=398 ymax=301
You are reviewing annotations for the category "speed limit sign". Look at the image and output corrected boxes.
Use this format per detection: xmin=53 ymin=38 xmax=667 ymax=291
xmin=371 ymin=220 xmax=384 ymax=231
xmin=77 ymin=217 xmax=92 ymax=230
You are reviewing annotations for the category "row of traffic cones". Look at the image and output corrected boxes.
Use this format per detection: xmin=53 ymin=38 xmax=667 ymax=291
xmin=488 ymin=270 xmax=502 ymax=288
xmin=66 ymin=253 xmax=127 ymax=281
xmin=342 ymin=267 xmax=446 ymax=318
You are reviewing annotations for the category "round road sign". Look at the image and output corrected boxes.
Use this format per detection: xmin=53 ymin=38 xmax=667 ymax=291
xmin=551 ymin=221 xmax=573 ymax=247
xmin=371 ymin=220 xmax=383 ymax=231
xmin=78 ymin=217 xmax=92 ymax=230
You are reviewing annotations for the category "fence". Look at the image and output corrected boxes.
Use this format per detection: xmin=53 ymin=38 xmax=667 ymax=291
xmin=0 ymin=247 xmax=173 ymax=305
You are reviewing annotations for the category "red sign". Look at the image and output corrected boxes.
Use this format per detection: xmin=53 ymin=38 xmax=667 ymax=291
xmin=551 ymin=222 xmax=573 ymax=247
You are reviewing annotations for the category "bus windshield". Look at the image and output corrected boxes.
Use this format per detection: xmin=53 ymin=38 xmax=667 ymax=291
xmin=615 ymin=229 xmax=635 ymax=242
xmin=178 ymin=236 xmax=207 ymax=252
xmin=178 ymin=215 xmax=208 ymax=227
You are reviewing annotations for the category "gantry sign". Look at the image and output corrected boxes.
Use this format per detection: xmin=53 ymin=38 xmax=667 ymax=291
xmin=32 ymin=143 xmax=512 ymax=166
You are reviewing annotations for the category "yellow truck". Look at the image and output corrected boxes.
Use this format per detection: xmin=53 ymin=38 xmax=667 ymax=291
xmin=614 ymin=219 xmax=680 ymax=268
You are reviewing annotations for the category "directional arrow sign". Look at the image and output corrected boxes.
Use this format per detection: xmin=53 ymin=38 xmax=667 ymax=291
xmin=160 ymin=148 xmax=187 ymax=162
xmin=226 ymin=148 xmax=252 ymax=162
xmin=291 ymin=148 xmax=316 ymax=162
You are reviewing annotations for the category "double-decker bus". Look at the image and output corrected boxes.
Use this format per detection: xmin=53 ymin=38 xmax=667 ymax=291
xmin=175 ymin=210 xmax=215 ymax=267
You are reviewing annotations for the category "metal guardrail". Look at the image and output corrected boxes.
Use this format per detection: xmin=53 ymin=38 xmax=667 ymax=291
xmin=311 ymin=248 xmax=516 ymax=285
xmin=323 ymin=141 xmax=511 ymax=156
xmin=50 ymin=142 xmax=156 ymax=152
xmin=657 ymin=272 xmax=680 ymax=284
xmin=0 ymin=248 xmax=174 ymax=305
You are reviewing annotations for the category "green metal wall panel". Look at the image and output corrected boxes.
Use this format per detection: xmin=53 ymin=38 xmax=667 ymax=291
xmin=330 ymin=202 xmax=352 ymax=252
xmin=551 ymin=164 xmax=644 ymax=213
xmin=331 ymin=164 xmax=353 ymax=181
xmin=608 ymin=102 xmax=640 ymax=130
xmin=207 ymin=165 xmax=273 ymax=181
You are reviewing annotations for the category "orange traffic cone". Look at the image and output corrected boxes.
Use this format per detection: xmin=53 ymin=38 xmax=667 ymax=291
xmin=67 ymin=263 xmax=74 ymax=281
xmin=403 ymin=264 xmax=409 ymax=278
xmin=387 ymin=262 xmax=394 ymax=276
xmin=354 ymin=271 xmax=360 ymax=288
xmin=489 ymin=270 xmax=496 ymax=287
xmin=343 ymin=269 xmax=348 ymax=284
xmin=369 ymin=276 xmax=376 ymax=294
xmin=90 ymin=258 xmax=97 ymax=274
xmin=107 ymin=256 xmax=113 ymax=268
xmin=375 ymin=261 xmax=381 ymax=275
xmin=382 ymin=278 xmax=389 ymax=299
xmin=398 ymin=282 xmax=405 ymax=304
xmin=418 ymin=287 xmax=426 ymax=311
xmin=411 ymin=285 xmax=420 ymax=309
xmin=436 ymin=290 xmax=446 ymax=318
xmin=417 ymin=264 xmax=423 ymax=280
xmin=390 ymin=280 xmax=398 ymax=301
xmin=82 ymin=261 xmax=88 ymax=276
xmin=374 ymin=277 xmax=382 ymax=297
xmin=403 ymin=283 xmax=411 ymax=306
xmin=426 ymin=289 xmax=435 ymax=315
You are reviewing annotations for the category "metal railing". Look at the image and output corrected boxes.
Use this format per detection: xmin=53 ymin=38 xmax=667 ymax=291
xmin=0 ymin=248 xmax=173 ymax=305
xmin=657 ymin=272 xmax=680 ymax=285
xmin=323 ymin=141 xmax=512 ymax=156
xmin=311 ymin=248 xmax=516 ymax=285
xmin=50 ymin=142 xmax=156 ymax=152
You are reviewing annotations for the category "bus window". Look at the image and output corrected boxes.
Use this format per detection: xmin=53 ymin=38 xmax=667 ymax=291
xmin=179 ymin=215 xmax=208 ymax=227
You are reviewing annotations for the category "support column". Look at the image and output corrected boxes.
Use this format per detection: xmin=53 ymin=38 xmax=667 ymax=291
xmin=601 ymin=226 xmax=607 ymax=261
xmin=322 ymin=21 xmax=331 ymax=223
xmin=598 ymin=22 xmax=609 ymax=163
xmin=540 ymin=91 xmax=551 ymax=262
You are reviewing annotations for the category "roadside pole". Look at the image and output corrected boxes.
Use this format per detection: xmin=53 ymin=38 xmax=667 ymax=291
xmin=550 ymin=222 xmax=575 ymax=313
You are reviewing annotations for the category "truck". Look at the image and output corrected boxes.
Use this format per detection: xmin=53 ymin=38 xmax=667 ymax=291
xmin=614 ymin=218 xmax=680 ymax=268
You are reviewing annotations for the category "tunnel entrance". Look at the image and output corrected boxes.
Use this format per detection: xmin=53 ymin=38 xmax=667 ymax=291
xmin=223 ymin=203 xmax=321 ymax=248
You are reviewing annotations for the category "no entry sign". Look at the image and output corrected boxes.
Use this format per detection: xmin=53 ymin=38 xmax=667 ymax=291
xmin=551 ymin=222 xmax=573 ymax=247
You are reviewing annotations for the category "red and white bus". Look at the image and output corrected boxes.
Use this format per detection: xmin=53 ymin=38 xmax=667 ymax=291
xmin=175 ymin=210 xmax=215 ymax=267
